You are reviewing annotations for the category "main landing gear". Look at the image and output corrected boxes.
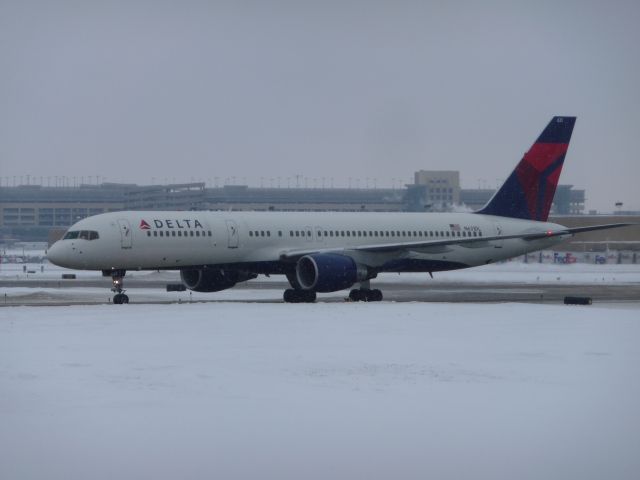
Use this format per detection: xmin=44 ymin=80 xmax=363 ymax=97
xmin=348 ymin=280 xmax=383 ymax=302
xmin=108 ymin=269 xmax=129 ymax=304
xmin=283 ymin=289 xmax=317 ymax=303
xmin=348 ymin=288 xmax=383 ymax=302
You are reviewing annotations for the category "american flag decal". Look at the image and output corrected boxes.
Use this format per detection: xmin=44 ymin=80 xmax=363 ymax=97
xmin=449 ymin=223 xmax=461 ymax=232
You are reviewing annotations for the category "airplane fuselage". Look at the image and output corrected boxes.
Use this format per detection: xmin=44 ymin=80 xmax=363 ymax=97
xmin=48 ymin=210 xmax=564 ymax=273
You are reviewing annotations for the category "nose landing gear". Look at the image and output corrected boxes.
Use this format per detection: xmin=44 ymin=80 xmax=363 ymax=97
xmin=107 ymin=269 xmax=129 ymax=304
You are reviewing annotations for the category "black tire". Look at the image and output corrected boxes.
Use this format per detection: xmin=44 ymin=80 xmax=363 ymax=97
xmin=113 ymin=294 xmax=122 ymax=304
xmin=369 ymin=289 xmax=383 ymax=302
xmin=284 ymin=289 xmax=316 ymax=303
xmin=349 ymin=289 xmax=362 ymax=302
xmin=283 ymin=289 xmax=299 ymax=303
xmin=121 ymin=294 xmax=129 ymax=304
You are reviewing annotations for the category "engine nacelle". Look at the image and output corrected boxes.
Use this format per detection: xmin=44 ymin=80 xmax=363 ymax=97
xmin=295 ymin=253 xmax=368 ymax=292
xmin=180 ymin=268 xmax=256 ymax=292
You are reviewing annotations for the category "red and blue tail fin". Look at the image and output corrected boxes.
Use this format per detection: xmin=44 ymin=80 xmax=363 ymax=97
xmin=477 ymin=116 xmax=576 ymax=222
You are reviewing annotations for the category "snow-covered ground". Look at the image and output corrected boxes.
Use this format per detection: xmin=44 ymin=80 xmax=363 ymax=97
xmin=3 ymin=261 xmax=640 ymax=284
xmin=1 ymin=302 xmax=639 ymax=479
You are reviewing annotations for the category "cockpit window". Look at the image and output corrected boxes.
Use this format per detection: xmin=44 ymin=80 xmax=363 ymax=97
xmin=63 ymin=230 xmax=99 ymax=240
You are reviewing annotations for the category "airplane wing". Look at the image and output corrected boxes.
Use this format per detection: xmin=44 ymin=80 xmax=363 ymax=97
xmin=279 ymin=223 xmax=635 ymax=260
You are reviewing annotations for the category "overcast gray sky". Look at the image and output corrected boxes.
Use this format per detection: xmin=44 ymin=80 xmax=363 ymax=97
xmin=1 ymin=0 xmax=638 ymax=211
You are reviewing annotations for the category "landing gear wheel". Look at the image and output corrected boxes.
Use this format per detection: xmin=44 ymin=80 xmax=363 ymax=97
xmin=349 ymin=289 xmax=363 ymax=302
xmin=113 ymin=293 xmax=130 ymax=304
xmin=369 ymin=289 xmax=383 ymax=302
xmin=109 ymin=270 xmax=128 ymax=304
xmin=349 ymin=288 xmax=383 ymax=302
xmin=284 ymin=289 xmax=317 ymax=303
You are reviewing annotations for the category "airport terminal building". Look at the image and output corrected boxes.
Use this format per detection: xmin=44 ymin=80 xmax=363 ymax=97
xmin=1 ymin=172 xmax=637 ymax=251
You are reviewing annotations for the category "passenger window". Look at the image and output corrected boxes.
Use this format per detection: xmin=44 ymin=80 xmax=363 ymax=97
xmin=190 ymin=231 xmax=194 ymax=237
xmin=208 ymin=231 xmax=212 ymax=237
xmin=178 ymin=231 xmax=182 ymax=237
xmin=267 ymin=231 xmax=271 ymax=237
xmin=260 ymin=231 xmax=265 ymax=237
xmin=172 ymin=231 xmax=176 ymax=237
xmin=249 ymin=231 xmax=253 ymax=237
xmin=147 ymin=231 xmax=151 ymax=237
xmin=153 ymin=231 xmax=158 ymax=237
xmin=346 ymin=231 xmax=350 ymax=237
xmin=290 ymin=231 xmax=293 ymax=237
xmin=307 ymin=231 xmax=312 ymax=237
xmin=196 ymin=231 xmax=200 ymax=237
xmin=159 ymin=231 xmax=164 ymax=237
xmin=295 ymin=231 xmax=299 ymax=237
xmin=278 ymin=231 xmax=282 ymax=237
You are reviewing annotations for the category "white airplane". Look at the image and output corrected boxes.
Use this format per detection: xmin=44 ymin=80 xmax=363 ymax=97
xmin=47 ymin=116 xmax=631 ymax=303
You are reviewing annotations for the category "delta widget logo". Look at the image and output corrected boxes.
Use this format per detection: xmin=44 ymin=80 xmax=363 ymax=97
xmin=139 ymin=220 xmax=151 ymax=230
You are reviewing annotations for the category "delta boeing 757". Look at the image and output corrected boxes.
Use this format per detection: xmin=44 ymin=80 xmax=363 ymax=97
xmin=47 ymin=117 xmax=632 ymax=303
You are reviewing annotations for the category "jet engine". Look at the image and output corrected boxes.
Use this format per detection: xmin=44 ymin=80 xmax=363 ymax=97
xmin=180 ymin=268 xmax=256 ymax=292
xmin=295 ymin=253 xmax=369 ymax=292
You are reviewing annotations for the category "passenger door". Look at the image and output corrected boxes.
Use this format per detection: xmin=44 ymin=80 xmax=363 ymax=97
xmin=493 ymin=222 xmax=504 ymax=248
xmin=225 ymin=219 xmax=239 ymax=248
xmin=117 ymin=219 xmax=133 ymax=249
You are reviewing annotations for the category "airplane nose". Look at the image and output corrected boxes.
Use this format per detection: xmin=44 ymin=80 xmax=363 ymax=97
xmin=47 ymin=242 xmax=67 ymax=267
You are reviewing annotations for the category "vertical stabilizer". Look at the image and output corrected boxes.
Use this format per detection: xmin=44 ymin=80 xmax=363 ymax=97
xmin=477 ymin=116 xmax=576 ymax=221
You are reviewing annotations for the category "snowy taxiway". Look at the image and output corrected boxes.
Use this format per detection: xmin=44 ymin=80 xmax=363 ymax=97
xmin=1 ymin=301 xmax=639 ymax=479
